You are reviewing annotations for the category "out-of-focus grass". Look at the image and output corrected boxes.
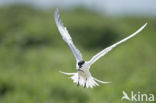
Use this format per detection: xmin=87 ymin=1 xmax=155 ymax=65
xmin=0 ymin=5 xmax=155 ymax=103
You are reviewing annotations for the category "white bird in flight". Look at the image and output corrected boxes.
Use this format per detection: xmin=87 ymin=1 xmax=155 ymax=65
xmin=54 ymin=9 xmax=147 ymax=88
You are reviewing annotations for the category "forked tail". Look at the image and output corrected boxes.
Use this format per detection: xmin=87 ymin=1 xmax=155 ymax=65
xmin=59 ymin=71 xmax=111 ymax=88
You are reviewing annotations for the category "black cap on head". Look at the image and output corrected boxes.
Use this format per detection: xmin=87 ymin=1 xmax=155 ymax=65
xmin=78 ymin=60 xmax=85 ymax=68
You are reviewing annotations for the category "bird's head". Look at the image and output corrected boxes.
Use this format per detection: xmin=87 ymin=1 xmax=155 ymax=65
xmin=78 ymin=60 xmax=85 ymax=68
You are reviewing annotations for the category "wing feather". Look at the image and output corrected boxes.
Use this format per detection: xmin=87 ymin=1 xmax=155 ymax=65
xmin=54 ymin=9 xmax=83 ymax=62
xmin=88 ymin=23 xmax=147 ymax=66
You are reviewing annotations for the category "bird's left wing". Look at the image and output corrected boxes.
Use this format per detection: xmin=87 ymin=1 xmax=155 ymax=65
xmin=88 ymin=23 xmax=147 ymax=66
xmin=54 ymin=9 xmax=83 ymax=62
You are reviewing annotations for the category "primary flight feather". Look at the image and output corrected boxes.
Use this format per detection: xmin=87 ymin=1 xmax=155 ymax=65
xmin=54 ymin=9 xmax=147 ymax=88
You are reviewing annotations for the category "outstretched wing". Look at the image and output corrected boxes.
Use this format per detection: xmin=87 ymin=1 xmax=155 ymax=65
xmin=54 ymin=9 xmax=83 ymax=62
xmin=88 ymin=23 xmax=147 ymax=66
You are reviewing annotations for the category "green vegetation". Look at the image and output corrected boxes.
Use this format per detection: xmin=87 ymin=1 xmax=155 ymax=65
xmin=0 ymin=5 xmax=155 ymax=103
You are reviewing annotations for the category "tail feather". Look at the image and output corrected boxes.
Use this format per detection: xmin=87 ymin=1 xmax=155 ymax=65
xmin=60 ymin=71 xmax=111 ymax=88
xmin=94 ymin=78 xmax=112 ymax=84
xmin=59 ymin=71 xmax=76 ymax=75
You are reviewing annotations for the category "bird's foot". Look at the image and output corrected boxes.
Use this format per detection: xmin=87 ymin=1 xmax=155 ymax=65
xmin=77 ymin=82 xmax=79 ymax=86
xmin=84 ymin=78 xmax=87 ymax=88
xmin=84 ymin=83 xmax=86 ymax=88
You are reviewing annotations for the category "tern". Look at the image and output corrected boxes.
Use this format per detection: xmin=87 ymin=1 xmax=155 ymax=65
xmin=54 ymin=9 xmax=147 ymax=88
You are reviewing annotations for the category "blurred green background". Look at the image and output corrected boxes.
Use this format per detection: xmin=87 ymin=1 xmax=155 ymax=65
xmin=0 ymin=2 xmax=156 ymax=103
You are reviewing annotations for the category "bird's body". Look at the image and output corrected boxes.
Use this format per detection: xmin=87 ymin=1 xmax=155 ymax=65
xmin=61 ymin=61 xmax=100 ymax=88
xmin=54 ymin=8 xmax=147 ymax=88
xmin=77 ymin=61 xmax=90 ymax=79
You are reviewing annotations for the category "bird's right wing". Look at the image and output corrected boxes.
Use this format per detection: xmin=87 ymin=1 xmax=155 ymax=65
xmin=88 ymin=23 xmax=147 ymax=66
xmin=54 ymin=9 xmax=83 ymax=62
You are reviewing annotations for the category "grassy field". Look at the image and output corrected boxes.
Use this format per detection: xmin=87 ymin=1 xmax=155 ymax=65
xmin=0 ymin=5 xmax=156 ymax=103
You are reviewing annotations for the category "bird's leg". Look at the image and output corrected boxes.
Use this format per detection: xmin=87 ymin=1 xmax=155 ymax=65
xmin=84 ymin=78 xmax=87 ymax=88
xmin=77 ymin=76 xmax=80 ymax=86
